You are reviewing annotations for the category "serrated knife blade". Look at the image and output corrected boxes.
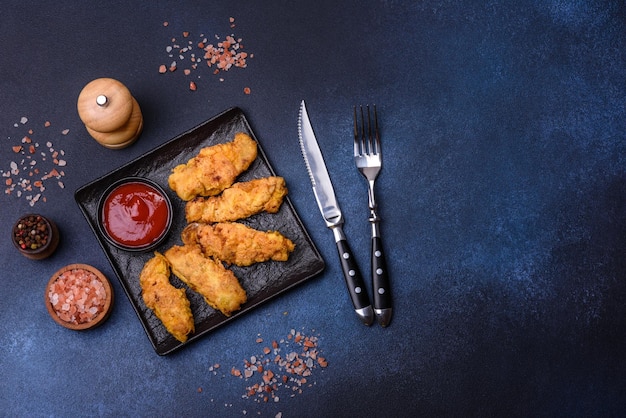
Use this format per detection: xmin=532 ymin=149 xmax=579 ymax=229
xmin=298 ymin=100 xmax=373 ymax=326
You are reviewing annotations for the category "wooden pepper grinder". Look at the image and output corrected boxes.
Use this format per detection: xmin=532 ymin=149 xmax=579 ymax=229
xmin=77 ymin=78 xmax=143 ymax=149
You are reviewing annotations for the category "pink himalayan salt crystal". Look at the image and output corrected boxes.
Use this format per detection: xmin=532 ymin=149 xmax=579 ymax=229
xmin=48 ymin=268 xmax=106 ymax=324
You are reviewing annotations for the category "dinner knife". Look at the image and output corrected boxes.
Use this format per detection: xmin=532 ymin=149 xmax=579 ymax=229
xmin=298 ymin=100 xmax=374 ymax=326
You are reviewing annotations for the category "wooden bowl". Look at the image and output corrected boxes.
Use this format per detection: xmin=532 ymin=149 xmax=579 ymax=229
xmin=12 ymin=214 xmax=60 ymax=260
xmin=45 ymin=264 xmax=114 ymax=330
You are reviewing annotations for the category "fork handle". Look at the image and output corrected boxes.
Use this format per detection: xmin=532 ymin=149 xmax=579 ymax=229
xmin=371 ymin=230 xmax=392 ymax=327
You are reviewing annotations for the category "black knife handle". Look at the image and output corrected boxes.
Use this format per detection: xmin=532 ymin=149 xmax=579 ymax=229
xmin=336 ymin=238 xmax=374 ymax=326
xmin=372 ymin=236 xmax=392 ymax=326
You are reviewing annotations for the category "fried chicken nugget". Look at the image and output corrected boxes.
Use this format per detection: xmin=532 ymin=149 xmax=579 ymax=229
xmin=182 ymin=222 xmax=295 ymax=267
xmin=164 ymin=245 xmax=247 ymax=316
xmin=168 ymin=132 xmax=257 ymax=201
xmin=185 ymin=176 xmax=287 ymax=223
xmin=139 ymin=252 xmax=195 ymax=343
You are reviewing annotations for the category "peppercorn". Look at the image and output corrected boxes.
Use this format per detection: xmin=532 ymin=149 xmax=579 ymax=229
xmin=13 ymin=215 xmax=49 ymax=251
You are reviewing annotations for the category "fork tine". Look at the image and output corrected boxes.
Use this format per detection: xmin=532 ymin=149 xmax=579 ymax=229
xmin=366 ymin=105 xmax=374 ymax=155
xmin=360 ymin=105 xmax=367 ymax=154
xmin=353 ymin=106 xmax=360 ymax=156
xmin=354 ymin=105 xmax=383 ymax=157
xmin=372 ymin=105 xmax=380 ymax=155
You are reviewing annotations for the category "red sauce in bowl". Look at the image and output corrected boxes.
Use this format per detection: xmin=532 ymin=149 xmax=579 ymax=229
xmin=101 ymin=180 xmax=171 ymax=249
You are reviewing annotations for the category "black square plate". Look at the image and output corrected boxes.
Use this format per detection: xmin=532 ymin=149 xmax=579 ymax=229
xmin=75 ymin=107 xmax=325 ymax=355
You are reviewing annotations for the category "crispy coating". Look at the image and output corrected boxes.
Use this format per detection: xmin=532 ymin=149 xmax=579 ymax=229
xmin=168 ymin=132 xmax=257 ymax=201
xmin=185 ymin=176 xmax=287 ymax=223
xmin=139 ymin=252 xmax=195 ymax=343
xmin=182 ymin=222 xmax=295 ymax=266
xmin=164 ymin=245 xmax=247 ymax=316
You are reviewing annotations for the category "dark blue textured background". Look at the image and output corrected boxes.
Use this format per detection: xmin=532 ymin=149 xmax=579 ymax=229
xmin=1 ymin=1 xmax=625 ymax=416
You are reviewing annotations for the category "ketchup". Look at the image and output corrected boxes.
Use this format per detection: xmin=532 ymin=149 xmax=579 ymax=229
xmin=102 ymin=181 xmax=170 ymax=248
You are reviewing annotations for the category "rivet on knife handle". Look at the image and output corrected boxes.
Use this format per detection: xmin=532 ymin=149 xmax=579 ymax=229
xmin=333 ymin=226 xmax=374 ymax=325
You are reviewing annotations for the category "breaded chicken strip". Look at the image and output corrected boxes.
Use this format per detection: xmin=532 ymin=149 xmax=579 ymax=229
xmin=139 ymin=252 xmax=195 ymax=343
xmin=168 ymin=132 xmax=257 ymax=201
xmin=185 ymin=176 xmax=287 ymax=223
xmin=164 ymin=245 xmax=247 ymax=316
xmin=182 ymin=222 xmax=295 ymax=266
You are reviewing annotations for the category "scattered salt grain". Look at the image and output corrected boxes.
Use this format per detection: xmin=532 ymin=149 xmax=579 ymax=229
xmin=207 ymin=329 xmax=327 ymax=408
xmin=1 ymin=117 xmax=69 ymax=206
xmin=158 ymin=17 xmax=253 ymax=93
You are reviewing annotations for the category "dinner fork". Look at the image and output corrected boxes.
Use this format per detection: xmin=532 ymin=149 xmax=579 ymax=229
xmin=353 ymin=105 xmax=392 ymax=327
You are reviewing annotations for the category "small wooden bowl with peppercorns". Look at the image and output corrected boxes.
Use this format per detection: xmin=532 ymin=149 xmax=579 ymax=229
xmin=45 ymin=263 xmax=114 ymax=331
xmin=12 ymin=214 xmax=60 ymax=260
